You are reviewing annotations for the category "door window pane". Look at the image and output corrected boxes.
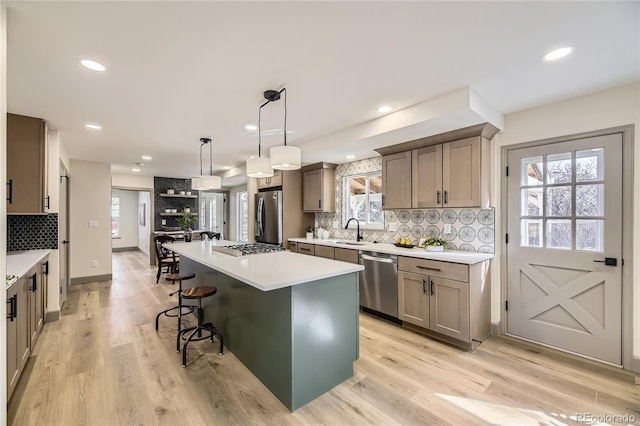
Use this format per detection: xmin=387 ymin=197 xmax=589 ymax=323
xmin=546 ymin=220 xmax=571 ymax=250
xmin=521 ymin=219 xmax=543 ymax=247
xmin=576 ymin=220 xmax=604 ymax=252
xmin=237 ymin=191 xmax=248 ymax=242
xmin=576 ymin=149 xmax=603 ymax=182
xmin=576 ymin=184 xmax=604 ymax=217
xmin=546 ymin=186 xmax=572 ymax=217
xmin=521 ymin=156 xmax=543 ymax=185
xmin=521 ymin=188 xmax=543 ymax=216
xmin=546 ymin=152 xmax=572 ymax=184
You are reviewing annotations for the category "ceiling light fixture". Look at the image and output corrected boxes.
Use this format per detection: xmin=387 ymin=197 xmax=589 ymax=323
xmin=141 ymin=155 xmax=152 ymax=161
xmin=192 ymin=138 xmax=222 ymax=190
xmin=85 ymin=123 xmax=102 ymax=130
xmin=264 ymin=88 xmax=301 ymax=170
xmin=377 ymin=105 xmax=393 ymax=113
xmin=246 ymin=95 xmax=275 ymax=178
xmin=132 ymin=168 xmax=141 ymax=173
xmin=345 ymin=155 xmax=356 ymax=160
xmin=543 ymin=46 xmax=574 ymax=62
xmin=245 ymin=124 xmax=257 ymax=131
xmin=79 ymin=59 xmax=106 ymax=72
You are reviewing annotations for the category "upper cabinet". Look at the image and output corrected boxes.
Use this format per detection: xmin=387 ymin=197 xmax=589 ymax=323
xmin=257 ymin=169 xmax=283 ymax=190
xmin=7 ymin=113 xmax=49 ymax=214
xmin=302 ymin=162 xmax=336 ymax=213
xmin=377 ymin=123 xmax=498 ymax=210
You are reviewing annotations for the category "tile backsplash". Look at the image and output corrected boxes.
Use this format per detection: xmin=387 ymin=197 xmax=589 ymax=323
xmin=315 ymin=157 xmax=495 ymax=254
xmin=7 ymin=214 xmax=59 ymax=252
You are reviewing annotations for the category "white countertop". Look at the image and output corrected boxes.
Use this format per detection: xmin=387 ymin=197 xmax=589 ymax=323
xmin=6 ymin=249 xmax=51 ymax=289
xmin=165 ymin=240 xmax=363 ymax=292
xmin=289 ymin=238 xmax=493 ymax=264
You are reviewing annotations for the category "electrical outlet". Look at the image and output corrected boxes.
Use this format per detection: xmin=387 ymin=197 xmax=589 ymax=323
xmin=161 ymin=219 xmax=166 ymax=225
xmin=88 ymin=220 xmax=98 ymax=228
xmin=444 ymin=223 xmax=452 ymax=234
xmin=91 ymin=260 xmax=98 ymax=268
xmin=388 ymin=223 xmax=397 ymax=232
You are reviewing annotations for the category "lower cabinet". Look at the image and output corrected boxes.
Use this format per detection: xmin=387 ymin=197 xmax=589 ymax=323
xmin=6 ymin=257 xmax=48 ymax=401
xmin=314 ymin=245 xmax=335 ymax=259
xmin=289 ymin=241 xmax=298 ymax=253
xmin=297 ymin=243 xmax=315 ymax=256
xmin=334 ymin=247 xmax=359 ymax=264
xmin=398 ymin=256 xmax=489 ymax=350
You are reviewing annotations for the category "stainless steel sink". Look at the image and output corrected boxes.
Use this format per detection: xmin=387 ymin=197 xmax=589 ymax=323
xmin=335 ymin=241 xmax=367 ymax=246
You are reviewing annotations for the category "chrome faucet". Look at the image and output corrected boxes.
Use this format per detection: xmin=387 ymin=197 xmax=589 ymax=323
xmin=345 ymin=218 xmax=363 ymax=242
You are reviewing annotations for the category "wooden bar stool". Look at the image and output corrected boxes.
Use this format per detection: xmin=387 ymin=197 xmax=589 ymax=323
xmin=177 ymin=285 xmax=224 ymax=367
xmin=155 ymin=273 xmax=196 ymax=337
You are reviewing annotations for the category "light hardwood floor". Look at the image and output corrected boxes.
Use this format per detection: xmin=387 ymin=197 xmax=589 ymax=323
xmin=8 ymin=250 xmax=639 ymax=425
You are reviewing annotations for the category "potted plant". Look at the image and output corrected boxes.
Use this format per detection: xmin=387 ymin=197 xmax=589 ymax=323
xmin=167 ymin=187 xmax=175 ymax=195
xmin=422 ymin=237 xmax=447 ymax=252
xmin=176 ymin=211 xmax=197 ymax=242
xmin=305 ymin=225 xmax=315 ymax=240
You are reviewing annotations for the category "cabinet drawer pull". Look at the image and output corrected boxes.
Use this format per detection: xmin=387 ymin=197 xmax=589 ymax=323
xmin=7 ymin=179 xmax=13 ymax=204
xmin=430 ymin=280 xmax=435 ymax=295
xmin=416 ymin=265 xmax=441 ymax=272
xmin=44 ymin=261 xmax=49 ymax=275
xmin=299 ymin=247 xmax=311 ymax=252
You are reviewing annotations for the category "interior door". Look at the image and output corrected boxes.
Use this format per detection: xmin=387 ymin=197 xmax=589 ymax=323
xmin=59 ymin=163 xmax=69 ymax=307
xmin=506 ymin=133 xmax=623 ymax=364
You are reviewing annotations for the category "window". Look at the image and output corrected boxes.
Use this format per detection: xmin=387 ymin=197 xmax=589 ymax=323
xmin=237 ymin=191 xmax=249 ymax=242
xmin=111 ymin=197 xmax=120 ymax=238
xmin=342 ymin=172 xmax=383 ymax=228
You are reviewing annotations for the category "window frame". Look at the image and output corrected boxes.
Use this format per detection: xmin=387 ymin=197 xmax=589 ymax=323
xmin=341 ymin=172 xmax=384 ymax=230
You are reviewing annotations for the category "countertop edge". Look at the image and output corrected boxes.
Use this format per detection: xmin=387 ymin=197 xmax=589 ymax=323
xmin=7 ymin=249 xmax=51 ymax=290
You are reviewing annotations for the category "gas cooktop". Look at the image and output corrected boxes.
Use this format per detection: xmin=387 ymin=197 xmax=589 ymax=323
xmin=211 ymin=243 xmax=285 ymax=257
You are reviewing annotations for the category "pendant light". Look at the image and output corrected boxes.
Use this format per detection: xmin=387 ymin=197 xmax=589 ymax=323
xmin=191 ymin=138 xmax=222 ymax=190
xmin=246 ymin=97 xmax=274 ymax=178
xmin=268 ymin=88 xmax=301 ymax=170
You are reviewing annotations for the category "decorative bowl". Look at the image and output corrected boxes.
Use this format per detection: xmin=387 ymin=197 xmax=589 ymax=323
xmin=164 ymin=208 xmax=171 ymax=213
xmin=393 ymin=243 xmax=416 ymax=248
xmin=171 ymin=209 xmax=178 ymax=213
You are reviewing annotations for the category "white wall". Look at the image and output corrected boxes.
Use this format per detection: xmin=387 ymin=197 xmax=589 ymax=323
xmin=0 ymin=2 xmax=8 ymax=419
xmin=70 ymin=160 xmax=112 ymax=279
xmin=112 ymin=173 xmax=153 ymax=189
xmin=137 ymin=191 xmax=150 ymax=254
xmin=227 ymin=184 xmax=247 ymax=242
xmin=111 ymin=189 xmax=138 ymax=249
xmin=491 ymin=82 xmax=640 ymax=357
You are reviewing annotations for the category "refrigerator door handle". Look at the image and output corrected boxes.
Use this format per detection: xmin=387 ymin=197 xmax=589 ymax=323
xmin=255 ymin=197 xmax=264 ymax=237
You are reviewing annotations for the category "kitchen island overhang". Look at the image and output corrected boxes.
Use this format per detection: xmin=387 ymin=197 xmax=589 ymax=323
xmin=166 ymin=241 xmax=364 ymax=411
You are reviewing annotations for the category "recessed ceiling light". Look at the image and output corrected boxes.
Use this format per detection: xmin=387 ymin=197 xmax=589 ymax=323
xmin=132 ymin=168 xmax=141 ymax=173
xmin=345 ymin=155 xmax=356 ymax=160
xmin=377 ymin=105 xmax=393 ymax=113
xmin=141 ymin=155 xmax=152 ymax=161
xmin=543 ymin=46 xmax=574 ymax=62
xmin=79 ymin=59 xmax=106 ymax=72
xmin=223 ymin=166 xmax=232 ymax=170
xmin=245 ymin=124 xmax=258 ymax=131
xmin=85 ymin=123 xmax=102 ymax=130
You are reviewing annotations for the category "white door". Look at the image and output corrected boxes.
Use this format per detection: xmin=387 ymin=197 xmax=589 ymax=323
xmin=506 ymin=133 xmax=622 ymax=364
xmin=59 ymin=163 xmax=70 ymax=307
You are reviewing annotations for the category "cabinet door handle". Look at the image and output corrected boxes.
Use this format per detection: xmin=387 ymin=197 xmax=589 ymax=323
xmin=7 ymin=296 xmax=15 ymax=321
xmin=7 ymin=179 xmax=12 ymax=203
xmin=436 ymin=191 xmax=441 ymax=205
xmin=45 ymin=195 xmax=50 ymax=210
xmin=416 ymin=265 xmax=441 ymax=272
xmin=12 ymin=295 xmax=17 ymax=320
xmin=444 ymin=190 xmax=448 ymax=205
xmin=422 ymin=278 xmax=426 ymax=294
xmin=44 ymin=261 xmax=49 ymax=275
xmin=430 ymin=280 xmax=435 ymax=295
xmin=382 ymin=194 xmax=385 ymax=207
xmin=31 ymin=274 xmax=37 ymax=292
xmin=319 ymin=199 xmax=322 ymax=209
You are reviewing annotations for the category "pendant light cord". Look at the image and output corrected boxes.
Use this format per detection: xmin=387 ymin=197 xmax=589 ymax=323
xmin=209 ymin=139 xmax=213 ymax=176
xmin=283 ymin=88 xmax=287 ymax=146
xmin=200 ymin=141 xmax=204 ymax=176
xmin=258 ymin=105 xmax=262 ymax=157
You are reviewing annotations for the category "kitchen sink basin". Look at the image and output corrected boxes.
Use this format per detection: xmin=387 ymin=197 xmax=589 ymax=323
xmin=335 ymin=241 xmax=367 ymax=246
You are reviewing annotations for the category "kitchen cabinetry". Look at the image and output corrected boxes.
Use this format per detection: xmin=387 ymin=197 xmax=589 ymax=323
xmin=314 ymin=245 xmax=335 ymax=259
xmin=297 ymin=243 xmax=315 ymax=256
xmin=397 ymin=256 xmax=490 ymax=350
xmin=334 ymin=247 xmax=359 ymax=264
xmin=377 ymin=123 xmax=498 ymax=209
xmin=6 ymin=257 xmax=49 ymax=401
xmin=302 ymin=162 xmax=336 ymax=213
xmin=7 ymin=113 xmax=49 ymax=214
xmin=289 ymin=241 xmax=298 ymax=253
xmin=257 ymin=170 xmax=283 ymax=190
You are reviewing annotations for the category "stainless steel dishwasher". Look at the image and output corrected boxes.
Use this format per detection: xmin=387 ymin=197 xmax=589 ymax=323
xmin=359 ymin=251 xmax=398 ymax=319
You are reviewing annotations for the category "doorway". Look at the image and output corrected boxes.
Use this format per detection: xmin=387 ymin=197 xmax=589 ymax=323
xmin=111 ymin=188 xmax=151 ymax=254
xmin=200 ymin=191 xmax=228 ymax=239
xmin=59 ymin=163 xmax=70 ymax=307
xmin=505 ymin=132 xmax=623 ymax=365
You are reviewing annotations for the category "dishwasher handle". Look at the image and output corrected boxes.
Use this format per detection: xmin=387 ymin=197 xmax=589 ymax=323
xmin=360 ymin=254 xmax=396 ymax=264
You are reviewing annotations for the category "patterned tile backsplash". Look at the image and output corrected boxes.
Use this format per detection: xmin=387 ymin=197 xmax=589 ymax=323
xmin=315 ymin=157 xmax=495 ymax=254
xmin=153 ymin=177 xmax=199 ymax=231
xmin=7 ymin=214 xmax=59 ymax=251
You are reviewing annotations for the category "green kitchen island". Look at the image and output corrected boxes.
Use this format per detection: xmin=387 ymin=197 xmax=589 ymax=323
xmin=167 ymin=240 xmax=363 ymax=412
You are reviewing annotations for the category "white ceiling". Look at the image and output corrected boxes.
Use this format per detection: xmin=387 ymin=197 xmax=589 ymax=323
xmin=6 ymin=1 xmax=639 ymax=186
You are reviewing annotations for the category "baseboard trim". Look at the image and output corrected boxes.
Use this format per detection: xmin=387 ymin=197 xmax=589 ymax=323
xmin=71 ymin=274 xmax=113 ymax=285
xmin=112 ymin=247 xmax=139 ymax=252
xmin=45 ymin=310 xmax=60 ymax=322
xmin=491 ymin=321 xmax=501 ymax=335
xmin=632 ymin=356 xmax=640 ymax=375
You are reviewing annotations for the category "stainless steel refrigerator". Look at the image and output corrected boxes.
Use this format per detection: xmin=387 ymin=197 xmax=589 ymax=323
xmin=255 ymin=190 xmax=283 ymax=245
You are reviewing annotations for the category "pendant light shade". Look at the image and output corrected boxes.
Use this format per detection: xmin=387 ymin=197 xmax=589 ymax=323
xmin=270 ymin=145 xmax=301 ymax=170
xmin=246 ymin=156 xmax=274 ymax=178
xmin=192 ymin=138 xmax=222 ymax=190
